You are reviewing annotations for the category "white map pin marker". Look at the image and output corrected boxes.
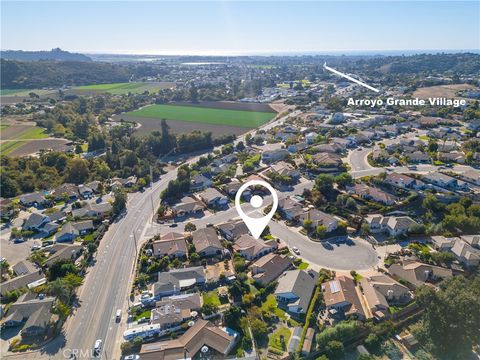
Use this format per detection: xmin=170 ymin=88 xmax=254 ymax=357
xmin=235 ymin=180 xmax=278 ymax=239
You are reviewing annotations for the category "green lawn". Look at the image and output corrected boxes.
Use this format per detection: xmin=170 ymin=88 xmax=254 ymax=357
xmin=297 ymin=261 xmax=309 ymax=270
xmin=126 ymin=104 xmax=276 ymax=128
xmin=134 ymin=309 xmax=152 ymax=321
xmin=75 ymin=82 xmax=174 ymax=95
xmin=203 ymin=290 xmax=221 ymax=307
xmin=268 ymin=326 xmax=291 ymax=352
xmin=261 ymin=294 xmax=287 ymax=320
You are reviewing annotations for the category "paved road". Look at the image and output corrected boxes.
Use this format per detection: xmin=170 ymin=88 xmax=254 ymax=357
xmin=17 ymin=109 xmax=299 ymax=360
xmin=146 ymin=178 xmax=378 ymax=271
xmin=35 ymin=172 xmax=178 ymax=360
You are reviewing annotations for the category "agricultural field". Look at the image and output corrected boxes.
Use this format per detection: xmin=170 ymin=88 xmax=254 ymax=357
xmin=0 ymin=123 xmax=69 ymax=157
xmin=0 ymin=88 xmax=57 ymax=96
xmin=413 ymin=83 xmax=475 ymax=99
xmin=73 ymin=81 xmax=175 ymax=95
xmin=117 ymin=102 xmax=277 ymax=138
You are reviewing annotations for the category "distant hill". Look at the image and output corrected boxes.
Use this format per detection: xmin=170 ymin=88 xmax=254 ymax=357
xmin=1 ymin=48 xmax=92 ymax=62
xmin=1 ymin=59 xmax=131 ymax=89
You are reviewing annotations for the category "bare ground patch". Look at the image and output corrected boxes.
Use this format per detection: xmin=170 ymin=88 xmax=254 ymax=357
xmin=114 ymin=115 xmax=251 ymax=138
xmin=413 ymin=84 xmax=476 ymax=99
xmin=8 ymin=139 xmax=71 ymax=157
xmin=1 ymin=125 xmax=33 ymax=140
xmin=170 ymin=101 xmax=276 ymax=112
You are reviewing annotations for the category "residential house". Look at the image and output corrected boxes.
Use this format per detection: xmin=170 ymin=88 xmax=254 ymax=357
xmin=232 ymin=234 xmax=277 ymax=260
xmin=153 ymin=233 xmax=187 ymax=259
xmin=322 ymin=276 xmax=365 ymax=320
xmin=385 ymin=173 xmax=425 ymax=190
xmin=191 ymin=174 xmax=212 ymax=192
xmin=138 ymin=319 xmax=238 ymax=360
xmin=461 ymin=235 xmax=480 ymax=248
xmin=52 ymin=183 xmax=79 ymax=201
xmin=153 ymin=267 xmax=206 ymax=298
xmin=311 ymin=153 xmax=343 ymax=168
xmin=430 ymin=236 xmax=456 ymax=251
xmin=311 ymin=143 xmax=342 ymax=154
xmin=19 ymin=193 xmax=48 ymax=208
xmin=461 ymin=170 xmax=480 ymax=186
xmin=262 ymin=149 xmax=289 ymax=163
xmin=44 ymin=244 xmax=83 ymax=267
xmin=251 ymin=253 xmax=292 ymax=285
xmin=151 ymin=293 xmax=202 ymax=330
xmin=364 ymin=214 xmax=419 ymax=237
xmin=347 ymin=184 xmax=397 ymax=205
xmin=0 ymin=270 xmax=45 ymax=297
xmin=388 ymin=260 xmax=452 ymax=287
xmin=275 ymin=269 xmax=318 ymax=315
xmin=298 ymin=209 xmax=338 ymax=233
xmin=438 ymin=152 xmax=466 ymax=164
xmin=23 ymin=213 xmax=50 ymax=231
xmin=1 ymin=294 xmax=55 ymax=338
xmin=268 ymin=161 xmax=300 ymax=180
xmin=422 ymin=172 xmax=459 ymax=189
xmin=173 ymin=197 xmax=205 ymax=217
xmin=71 ymin=202 xmax=112 ymax=219
xmin=192 ymin=228 xmax=223 ymax=257
xmin=78 ymin=184 xmax=94 ymax=199
xmin=360 ymin=275 xmax=411 ymax=318
xmin=55 ymin=220 xmax=94 ymax=242
xmin=12 ymin=261 xmax=37 ymax=276
xmin=451 ymin=239 xmax=480 ymax=267
xmin=198 ymin=188 xmax=228 ymax=208
xmin=405 ymin=151 xmax=431 ymax=164
xmin=216 ymin=219 xmax=250 ymax=241
xmin=278 ymin=198 xmax=303 ymax=221
xmin=224 ymin=181 xmax=251 ymax=198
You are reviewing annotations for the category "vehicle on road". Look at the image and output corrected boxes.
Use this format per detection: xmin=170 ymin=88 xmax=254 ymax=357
xmin=407 ymin=165 xmax=417 ymax=170
xmin=206 ymin=223 xmax=213 ymax=227
xmin=169 ymin=223 xmax=178 ymax=228
xmin=13 ymin=237 xmax=25 ymax=243
xmin=31 ymin=244 xmax=42 ymax=251
xmin=116 ymin=309 xmax=122 ymax=322
xmin=124 ymin=355 xmax=140 ymax=360
xmin=292 ymin=246 xmax=300 ymax=255
xmin=93 ymin=339 xmax=102 ymax=357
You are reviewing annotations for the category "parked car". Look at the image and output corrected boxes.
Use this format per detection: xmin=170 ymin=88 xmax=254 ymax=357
xmin=116 ymin=309 xmax=122 ymax=322
xmin=292 ymin=246 xmax=300 ymax=255
xmin=124 ymin=355 xmax=140 ymax=360
xmin=31 ymin=244 xmax=42 ymax=251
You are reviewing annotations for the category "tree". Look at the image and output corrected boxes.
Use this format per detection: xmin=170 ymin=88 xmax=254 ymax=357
xmin=184 ymin=222 xmax=196 ymax=232
xmin=360 ymin=223 xmax=370 ymax=237
xmin=48 ymin=259 xmax=78 ymax=281
xmin=325 ymin=340 xmax=344 ymax=360
xmin=113 ymin=188 xmax=127 ymax=215
xmin=414 ymin=276 xmax=480 ymax=359
xmin=201 ymin=303 xmax=218 ymax=315
xmin=315 ymin=174 xmax=334 ymax=194
xmin=250 ymin=318 xmax=268 ymax=340
xmin=67 ymin=158 xmax=89 ymax=184
xmin=303 ymin=219 xmax=313 ymax=230
xmin=316 ymin=225 xmax=327 ymax=239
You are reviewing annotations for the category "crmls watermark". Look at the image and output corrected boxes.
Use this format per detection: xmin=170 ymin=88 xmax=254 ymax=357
xmin=63 ymin=348 xmax=96 ymax=359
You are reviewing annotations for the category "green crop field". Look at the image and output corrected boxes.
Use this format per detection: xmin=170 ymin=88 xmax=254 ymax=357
xmin=15 ymin=127 xmax=48 ymax=140
xmin=1 ymin=141 xmax=27 ymax=155
xmin=126 ymin=104 xmax=276 ymax=128
xmin=0 ymin=89 xmax=56 ymax=96
xmin=74 ymin=82 xmax=174 ymax=94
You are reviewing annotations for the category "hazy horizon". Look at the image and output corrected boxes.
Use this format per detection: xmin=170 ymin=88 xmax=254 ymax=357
xmin=2 ymin=1 xmax=479 ymax=55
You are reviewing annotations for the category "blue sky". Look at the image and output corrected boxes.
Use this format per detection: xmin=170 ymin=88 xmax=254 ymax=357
xmin=1 ymin=1 xmax=479 ymax=55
